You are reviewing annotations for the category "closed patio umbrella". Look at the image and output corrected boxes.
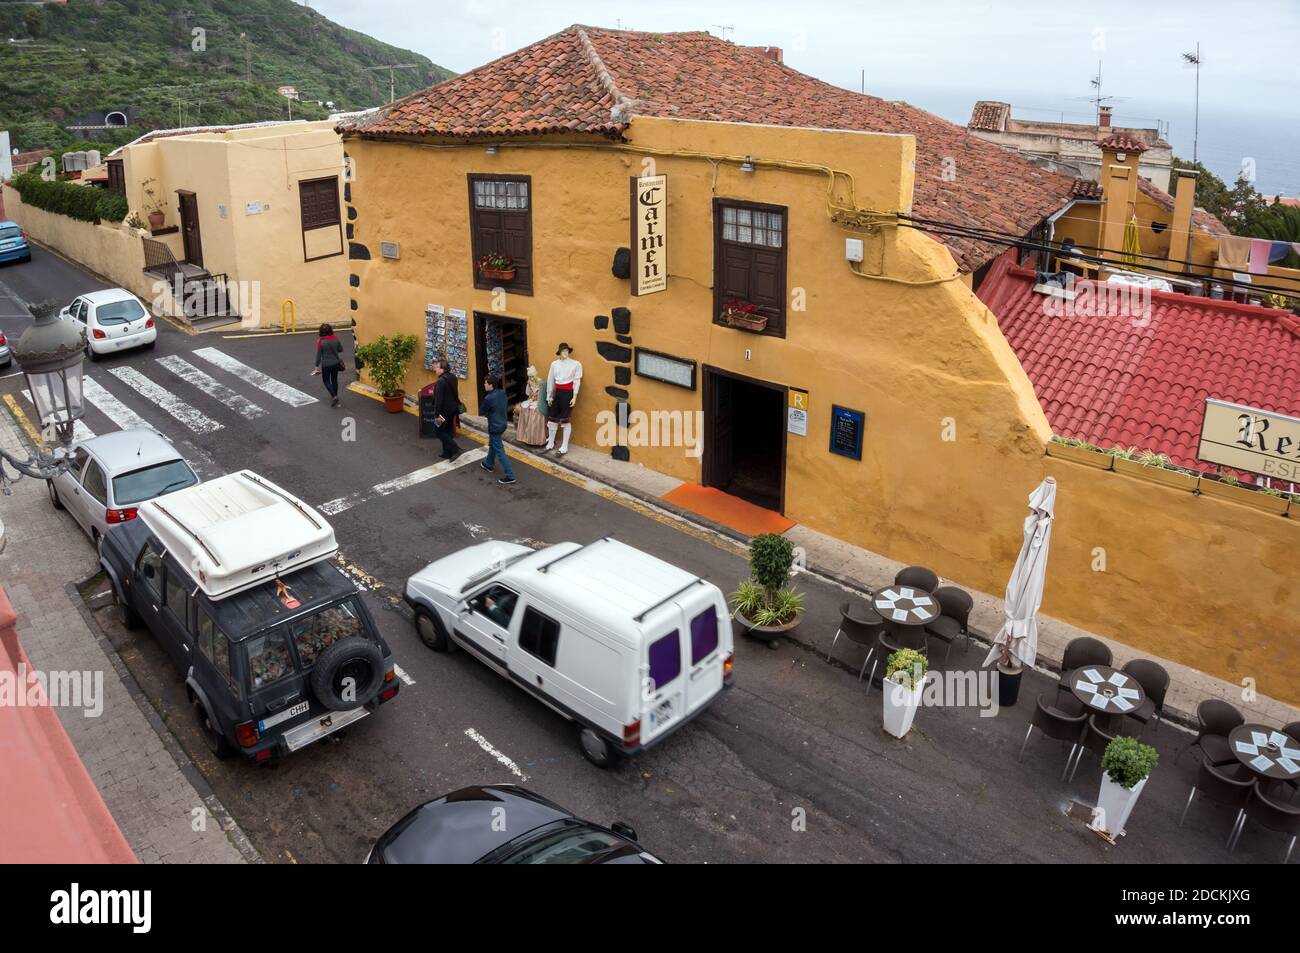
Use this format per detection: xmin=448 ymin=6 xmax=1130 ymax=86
xmin=984 ymin=477 xmax=1057 ymax=671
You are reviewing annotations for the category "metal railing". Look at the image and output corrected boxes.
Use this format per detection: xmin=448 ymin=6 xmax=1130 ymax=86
xmin=180 ymin=273 xmax=238 ymax=321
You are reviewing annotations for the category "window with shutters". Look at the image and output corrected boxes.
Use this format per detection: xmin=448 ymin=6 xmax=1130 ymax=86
xmin=713 ymin=199 xmax=788 ymax=337
xmin=299 ymin=176 xmax=341 ymax=230
xmin=469 ymin=174 xmax=533 ymax=294
xmin=106 ymin=159 xmax=126 ymax=196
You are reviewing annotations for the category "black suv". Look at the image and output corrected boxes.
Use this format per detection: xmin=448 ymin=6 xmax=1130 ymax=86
xmin=100 ymin=519 xmax=399 ymax=761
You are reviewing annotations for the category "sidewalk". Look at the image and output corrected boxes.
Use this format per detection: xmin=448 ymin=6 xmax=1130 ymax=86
xmin=452 ymin=409 xmax=1299 ymax=731
xmin=0 ymin=411 xmax=251 ymax=864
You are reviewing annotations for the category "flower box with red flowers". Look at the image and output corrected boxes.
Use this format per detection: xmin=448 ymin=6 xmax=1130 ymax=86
xmin=478 ymin=254 xmax=517 ymax=281
xmin=719 ymin=298 xmax=768 ymax=332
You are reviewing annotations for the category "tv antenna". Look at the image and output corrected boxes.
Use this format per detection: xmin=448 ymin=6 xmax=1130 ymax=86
xmin=363 ymin=64 xmax=420 ymax=103
xmin=711 ymin=24 xmax=735 ymax=41
xmin=1182 ymin=43 xmax=1202 ymax=164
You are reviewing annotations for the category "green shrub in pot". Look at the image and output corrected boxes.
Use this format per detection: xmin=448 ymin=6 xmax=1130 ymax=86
xmin=1100 ymin=736 xmax=1159 ymax=789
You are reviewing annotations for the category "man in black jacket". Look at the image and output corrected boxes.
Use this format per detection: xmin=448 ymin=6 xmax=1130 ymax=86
xmin=432 ymin=358 xmax=463 ymax=461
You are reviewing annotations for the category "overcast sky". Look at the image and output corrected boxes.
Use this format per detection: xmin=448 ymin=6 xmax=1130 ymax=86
xmin=311 ymin=0 xmax=1299 ymax=191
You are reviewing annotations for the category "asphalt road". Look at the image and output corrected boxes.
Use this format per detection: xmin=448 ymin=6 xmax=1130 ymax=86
xmin=1 ymin=244 xmax=1281 ymax=865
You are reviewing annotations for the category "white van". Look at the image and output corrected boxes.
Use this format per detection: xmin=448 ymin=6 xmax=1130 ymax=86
xmin=404 ymin=537 xmax=735 ymax=767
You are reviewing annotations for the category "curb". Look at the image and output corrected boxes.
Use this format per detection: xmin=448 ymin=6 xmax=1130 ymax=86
xmin=66 ymin=581 xmax=262 ymax=864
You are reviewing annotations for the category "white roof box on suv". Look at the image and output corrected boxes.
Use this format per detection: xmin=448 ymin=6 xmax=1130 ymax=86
xmin=138 ymin=470 xmax=337 ymax=600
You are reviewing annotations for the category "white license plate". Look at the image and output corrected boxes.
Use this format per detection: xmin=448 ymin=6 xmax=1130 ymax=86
xmin=650 ymin=698 xmax=674 ymax=726
xmin=259 ymin=700 xmax=309 ymax=731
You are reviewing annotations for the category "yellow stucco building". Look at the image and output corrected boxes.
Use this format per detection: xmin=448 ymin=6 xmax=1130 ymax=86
xmin=110 ymin=119 xmax=348 ymax=329
xmin=341 ymin=27 xmax=1300 ymax=704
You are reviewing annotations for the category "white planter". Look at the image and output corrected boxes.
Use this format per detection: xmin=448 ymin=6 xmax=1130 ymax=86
xmin=1091 ymin=771 xmax=1148 ymax=838
xmin=882 ymin=677 xmax=924 ymax=738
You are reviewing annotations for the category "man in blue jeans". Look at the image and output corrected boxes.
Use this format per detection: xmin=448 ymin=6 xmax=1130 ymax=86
xmin=479 ymin=376 xmax=516 ymax=485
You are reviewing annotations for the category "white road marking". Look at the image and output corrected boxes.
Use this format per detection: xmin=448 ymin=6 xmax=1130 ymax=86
xmin=156 ymin=355 xmax=268 ymax=420
xmin=392 ymin=665 xmax=415 ymax=686
xmin=22 ymin=389 xmax=95 ymax=443
xmin=318 ymin=448 xmax=487 ymax=515
xmin=193 ymin=347 xmax=317 ymax=407
xmin=82 ymin=375 xmax=153 ymax=430
xmin=464 ymin=728 xmax=528 ymax=781
xmin=108 ymin=366 xmax=222 ymax=434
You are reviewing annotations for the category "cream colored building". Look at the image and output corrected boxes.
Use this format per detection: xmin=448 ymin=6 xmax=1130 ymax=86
xmin=110 ymin=120 xmax=348 ymax=329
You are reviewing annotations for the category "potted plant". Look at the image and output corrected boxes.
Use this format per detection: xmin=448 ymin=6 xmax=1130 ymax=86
xmin=1110 ymin=447 xmax=1198 ymax=491
xmin=1046 ymin=436 xmax=1113 ymax=470
xmin=730 ymin=533 xmax=804 ymax=645
xmin=1198 ymin=472 xmax=1293 ymax=514
xmin=140 ymin=177 xmax=166 ymax=230
xmin=354 ymin=333 xmax=419 ymax=412
xmin=478 ymin=253 xmax=516 ymax=281
xmin=719 ymin=298 xmax=768 ymax=332
xmin=882 ymin=648 xmax=928 ymax=738
xmin=1090 ymin=735 xmax=1158 ymax=840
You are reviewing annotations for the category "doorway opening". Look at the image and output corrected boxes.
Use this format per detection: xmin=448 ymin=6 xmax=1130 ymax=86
xmin=702 ymin=366 xmax=786 ymax=513
xmin=176 ymin=189 xmax=203 ymax=269
xmin=473 ymin=313 xmax=529 ymax=408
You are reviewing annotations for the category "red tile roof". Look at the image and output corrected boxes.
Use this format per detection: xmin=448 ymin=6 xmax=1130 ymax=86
xmin=968 ymin=101 xmax=1011 ymax=132
xmin=1069 ymin=178 xmax=1103 ymax=200
xmin=1097 ymin=132 xmax=1148 ymax=153
xmin=345 ymin=26 xmax=1076 ymax=272
xmin=978 ymin=254 xmax=1300 ymax=476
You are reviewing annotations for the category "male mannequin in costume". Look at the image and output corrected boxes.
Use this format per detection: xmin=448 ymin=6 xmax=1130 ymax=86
xmin=544 ymin=343 xmax=582 ymax=455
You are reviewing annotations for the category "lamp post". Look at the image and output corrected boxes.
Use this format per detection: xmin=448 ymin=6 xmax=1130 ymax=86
xmin=0 ymin=308 xmax=87 ymax=486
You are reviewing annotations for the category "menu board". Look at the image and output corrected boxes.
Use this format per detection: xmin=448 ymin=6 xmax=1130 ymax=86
xmin=829 ymin=405 xmax=864 ymax=460
xmin=424 ymin=304 xmax=469 ymax=379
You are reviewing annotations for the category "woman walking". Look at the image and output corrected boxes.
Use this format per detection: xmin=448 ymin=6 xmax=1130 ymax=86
xmin=311 ymin=323 xmax=345 ymax=406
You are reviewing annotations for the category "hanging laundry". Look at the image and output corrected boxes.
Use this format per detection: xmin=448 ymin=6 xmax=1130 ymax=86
xmin=1266 ymin=241 xmax=1293 ymax=263
xmin=1217 ymin=235 xmax=1252 ymax=270
xmin=1247 ymin=238 xmax=1271 ymax=274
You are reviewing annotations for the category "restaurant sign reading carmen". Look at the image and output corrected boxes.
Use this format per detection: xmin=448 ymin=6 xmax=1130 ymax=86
xmin=1197 ymin=398 xmax=1300 ymax=481
xmin=631 ymin=174 xmax=667 ymax=296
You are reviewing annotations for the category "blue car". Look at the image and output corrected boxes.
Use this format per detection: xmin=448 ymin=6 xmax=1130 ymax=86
xmin=0 ymin=220 xmax=31 ymax=264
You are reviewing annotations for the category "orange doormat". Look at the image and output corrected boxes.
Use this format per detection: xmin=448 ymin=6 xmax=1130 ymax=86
xmin=661 ymin=483 xmax=795 ymax=537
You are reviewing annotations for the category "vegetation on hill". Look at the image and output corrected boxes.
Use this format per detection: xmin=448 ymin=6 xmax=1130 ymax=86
xmin=1173 ymin=157 xmax=1300 ymax=267
xmin=0 ymin=0 xmax=452 ymax=157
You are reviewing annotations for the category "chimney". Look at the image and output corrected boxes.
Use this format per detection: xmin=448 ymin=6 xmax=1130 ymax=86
xmin=1167 ymin=168 xmax=1198 ymax=264
xmin=744 ymin=46 xmax=783 ymax=64
xmin=1098 ymin=105 xmax=1113 ymax=129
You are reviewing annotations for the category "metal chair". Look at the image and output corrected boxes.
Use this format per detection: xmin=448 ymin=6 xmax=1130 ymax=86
xmin=1176 ymin=699 xmax=1245 ymax=767
xmin=1284 ymin=722 xmax=1300 ymax=744
xmin=1121 ymin=658 xmax=1170 ymax=732
xmin=828 ymin=600 xmax=886 ymax=681
xmin=1069 ymin=712 xmax=1139 ymax=782
xmin=924 ymin=586 xmax=973 ymax=666
xmin=1230 ymin=783 xmax=1300 ymax=862
xmin=894 ymin=566 xmax=938 ymax=592
xmin=1057 ymin=636 xmax=1113 ymax=704
xmin=1020 ymin=692 xmax=1089 ymax=780
xmin=1179 ymin=760 xmax=1253 ymax=842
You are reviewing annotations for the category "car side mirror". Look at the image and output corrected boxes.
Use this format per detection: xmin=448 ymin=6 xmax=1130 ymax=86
xmin=610 ymin=821 xmax=638 ymax=842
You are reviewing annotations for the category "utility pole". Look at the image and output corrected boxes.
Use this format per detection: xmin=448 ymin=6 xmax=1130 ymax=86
xmin=1182 ymin=43 xmax=1202 ymax=165
xmin=363 ymin=64 xmax=420 ymax=103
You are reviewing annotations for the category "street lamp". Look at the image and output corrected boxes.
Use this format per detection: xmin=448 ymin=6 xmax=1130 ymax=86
xmin=0 ymin=308 xmax=87 ymax=485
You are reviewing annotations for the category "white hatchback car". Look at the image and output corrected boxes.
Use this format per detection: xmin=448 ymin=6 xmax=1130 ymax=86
xmin=60 ymin=288 xmax=157 ymax=360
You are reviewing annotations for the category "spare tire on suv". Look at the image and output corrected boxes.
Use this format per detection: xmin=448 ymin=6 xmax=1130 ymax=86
xmin=311 ymin=637 xmax=385 ymax=711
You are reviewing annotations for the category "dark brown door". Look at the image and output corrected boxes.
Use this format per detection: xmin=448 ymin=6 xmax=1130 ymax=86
xmin=703 ymin=368 xmax=734 ymax=490
xmin=177 ymin=190 xmax=203 ymax=268
xmin=703 ymin=366 xmax=786 ymax=513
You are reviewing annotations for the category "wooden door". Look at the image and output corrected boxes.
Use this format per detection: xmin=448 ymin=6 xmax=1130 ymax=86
xmin=177 ymin=190 xmax=203 ymax=268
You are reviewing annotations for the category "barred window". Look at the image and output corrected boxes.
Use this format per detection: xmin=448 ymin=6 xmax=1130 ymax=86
xmin=473 ymin=179 xmax=530 ymax=210
xmin=722 ymin=205 xmax=783 ymax=248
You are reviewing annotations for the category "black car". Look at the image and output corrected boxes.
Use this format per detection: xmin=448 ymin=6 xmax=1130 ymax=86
xmin=100 ymin=518 xmax=400 ymax=761
xmin=368 ymin=786 xmax=663 ymax=864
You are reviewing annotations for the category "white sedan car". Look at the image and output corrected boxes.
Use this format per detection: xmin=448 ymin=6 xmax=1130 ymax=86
xmin=60 ymin=288 xmax=157 ymax=360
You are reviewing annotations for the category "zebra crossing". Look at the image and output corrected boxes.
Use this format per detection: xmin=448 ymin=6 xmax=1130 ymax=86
xmin=10 ymin=346 xmax=320 ymax=477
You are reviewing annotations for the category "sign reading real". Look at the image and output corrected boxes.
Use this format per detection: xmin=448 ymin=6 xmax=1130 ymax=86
xmin=1197 ymin=399 xmax=1300 ymax=481
xmin=631 ymin=174 xmax=667 ymax=296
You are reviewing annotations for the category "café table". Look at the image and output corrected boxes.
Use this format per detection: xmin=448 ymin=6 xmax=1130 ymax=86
xmin=872 ymin=585 xmax=939 ymax=651
xmin=1070 ymin=665 xmax=1146 ymax=716
xmin=1228 ymin=724 xmax=1300 ymax=781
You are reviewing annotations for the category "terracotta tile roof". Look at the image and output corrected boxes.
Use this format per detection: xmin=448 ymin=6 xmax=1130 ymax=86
xmin=346 ymin=26 xmax=1076 ymax=272
xmin=1069 ymin=178 xmax=1103 ymax=200
xmin=968 ymin=101 xmax=1011 ymax=132
xmin=1096 ymin=132 xmax=1149 ymax=154
xmin=978 ymin=255 xmax=1300 ymax=476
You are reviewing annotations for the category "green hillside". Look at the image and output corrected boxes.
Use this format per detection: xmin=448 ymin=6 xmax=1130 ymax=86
xmin=0 ymin=0 xmax=453 ymax=156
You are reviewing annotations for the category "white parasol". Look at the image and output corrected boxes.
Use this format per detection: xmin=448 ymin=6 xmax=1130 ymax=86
xmin=983 ymin=477 xmax=1056 ymax=670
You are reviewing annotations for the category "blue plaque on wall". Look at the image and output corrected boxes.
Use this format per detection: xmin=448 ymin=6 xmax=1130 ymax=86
xmin=830 ymin=405 xmax=864 ymax=460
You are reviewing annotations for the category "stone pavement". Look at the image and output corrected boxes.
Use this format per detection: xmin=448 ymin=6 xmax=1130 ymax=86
xmin=454 ymin=410 xmax=1300 ymax=732
xmin=0 ymin=411 xmax=251 ymax=863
